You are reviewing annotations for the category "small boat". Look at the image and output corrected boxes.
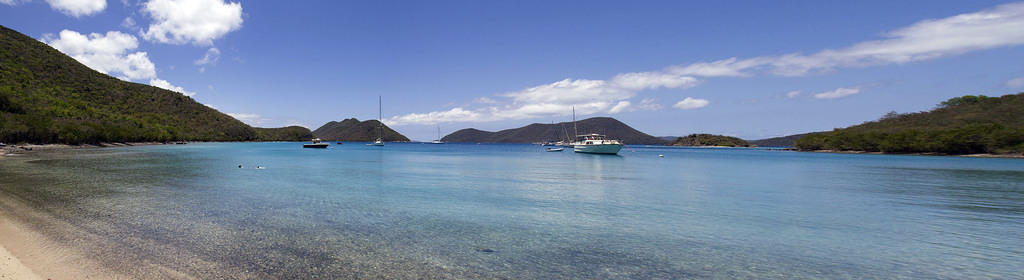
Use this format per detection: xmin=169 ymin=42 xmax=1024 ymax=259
xmin=569 ymin=107 xmax=622 ymax=154
xmin=368 ymin=96 xmax=385 ymax=146
xmin=546 ymin=147 xmax=564 ymax=152
xmin=571 ymin=134 xmax=623 ymax=154
xmin=336 ymin=142 xmax=343 ymax=145
xmin=303 ymin=138 xmax=329 ymax=148
xmin=429 ymin=125 xmax=445 ymax=144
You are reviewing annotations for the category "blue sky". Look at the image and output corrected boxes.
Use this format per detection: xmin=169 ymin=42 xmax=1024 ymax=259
xmin=3 ymin=0 xmax=1024 ymax=141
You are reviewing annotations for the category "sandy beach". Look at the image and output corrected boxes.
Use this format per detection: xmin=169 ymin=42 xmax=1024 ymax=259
xmin=0 ymin=243 xmax=42 ymax=280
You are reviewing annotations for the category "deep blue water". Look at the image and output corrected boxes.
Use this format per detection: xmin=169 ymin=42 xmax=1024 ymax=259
xmin=1 ymin=142 xmax=1023 ymax=278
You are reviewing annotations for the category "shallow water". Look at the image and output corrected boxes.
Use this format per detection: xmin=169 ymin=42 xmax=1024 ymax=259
xmin=1 ymin=143 xmax=1022 ymax=279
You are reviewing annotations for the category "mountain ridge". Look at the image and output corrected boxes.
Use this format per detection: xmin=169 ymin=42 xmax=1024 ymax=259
xmin=441 ymin=117 xmax=669 ymax=145
xmin=312 ymin=118 xmax=410 ymax=142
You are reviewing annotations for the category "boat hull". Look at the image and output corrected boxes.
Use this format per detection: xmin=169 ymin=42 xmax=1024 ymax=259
xmin=303 ymin=144 xmax=328 ymax=148
xmin=573 ymin=144 xmax=622 ymax=154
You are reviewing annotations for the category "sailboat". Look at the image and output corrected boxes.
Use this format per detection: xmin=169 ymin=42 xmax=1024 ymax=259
xmin=429 ymin=125 xmax=444 ymax=144
xmin=368 ymin=96 xmax=385 ymax=146
xmin=570 ymin=106 xmax=623 ymax=154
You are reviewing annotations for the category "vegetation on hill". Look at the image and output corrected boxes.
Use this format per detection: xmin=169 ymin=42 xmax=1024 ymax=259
xmin=254 ymin=126 xmax=313 ymax=141
xmin=441 ymin=117 xmax=669 ymax=145
xmin=312 ymin=118 xmax=409 ymax=142
xmin=670 ymin=134 xmax=751 ymax=147
xmin=0 ymin=25 xmax=261 ymax=144
xmin=749 ymin=132 xmax=819 ymax=147
xmin=795 ymin=94 xmax=1024 ymax=154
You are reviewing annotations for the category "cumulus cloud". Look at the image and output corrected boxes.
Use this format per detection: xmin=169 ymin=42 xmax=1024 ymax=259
xmin=43 ymin=29 xmax=157 ymax=80
xmin=389 ymin=2 xmax=1024 ymax=125
xmin=226 ymin=113 xmax=267 ymax=125
xmin=673 ymin=97 xmax=709 ymax=110
xmin=1006 ymin=77 xmax=1024 ymax=88
xmin=786 ymin=91 xmax=802 ymax=98
xmin=608 ymin=101 xmax=632 ymax=114
xmin=813 ymin=87 xmax=862 ymax=99
xmin=46 ymin=0 xmax=106 ymax=17
xmin=149 ymin=78 xmax=196 ymax=97
xmin=388 ymin=70 xmax=699 ymax=125
xmin=141 ymin=0 xmax=243 ymax=45
xmin=472 ymin=97 xmax=498 ymax=104
xmin=194 ymin=47 xmax=220 ymax=65
xmin=1 ymin=0 xmax=29 ymax=5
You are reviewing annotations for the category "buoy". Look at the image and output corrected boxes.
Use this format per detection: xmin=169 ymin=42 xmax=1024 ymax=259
xmin=238 ymin=164 xmax=243 ymax=168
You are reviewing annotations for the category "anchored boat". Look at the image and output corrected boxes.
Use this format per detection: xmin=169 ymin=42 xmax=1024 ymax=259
xmin=303 ymin=138 xmax=329 ymax=148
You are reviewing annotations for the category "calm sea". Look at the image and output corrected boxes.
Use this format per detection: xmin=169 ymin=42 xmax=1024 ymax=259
xmin=1 ymin=142 xmax=1022 ymax=279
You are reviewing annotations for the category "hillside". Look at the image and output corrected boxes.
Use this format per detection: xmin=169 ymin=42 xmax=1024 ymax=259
xmin=0 ymin=25 xmax=259 ymax=144
xmin=254 ymin=126 xmax=313 ymax=141
xmin=312 ymin=118 xmax=410 ymax=142
xmin=670 ymin=134 xmax=751 ymax=147
xmin=442 ymin=117 xmax=669 ymax=145
xmin=795 ymin=94 xmax=1024 ymax=154
xmin=749 ymin=132 xmax=819 ymax=147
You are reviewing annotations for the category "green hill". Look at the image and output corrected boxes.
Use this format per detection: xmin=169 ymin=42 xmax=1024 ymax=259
xmin=749 ymin=132 xmax=819 ymax=147
xmin=0 ymin=25 xmax=267 ymax=144
xmin=312 ymin=118 xmax=409 ymax=142
xmin=441 ymin=117 xmax=669 ymax=145
xmin=670 ymin=134 xmax=751 ymax=147
xmin=254 ymin=126 xmax=313 ymax=141
xmin=795 ymin=94 xmax=1024 ymax=155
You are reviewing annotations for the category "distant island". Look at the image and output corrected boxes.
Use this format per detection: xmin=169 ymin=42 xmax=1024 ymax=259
xmin=748 ymin=133 xmax=820 ymax=147
xmin=0 ymin=25 xmax=307 ymax=144
xmin=670 ymin=134 xmax=751 ymax=147
xmin=312 ymin=118 xmax=410 ymax=142
xmin=254 ymin=126 xmax=314 ymax=142
xmin=795 ymin=94 xmax=1024 ymax=155
xmin=441 ymin=117 xmax=669 ymax=145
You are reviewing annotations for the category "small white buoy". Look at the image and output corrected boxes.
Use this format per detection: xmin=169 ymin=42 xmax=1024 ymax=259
xmin=658 ymin=154 xmax=664 ymax=158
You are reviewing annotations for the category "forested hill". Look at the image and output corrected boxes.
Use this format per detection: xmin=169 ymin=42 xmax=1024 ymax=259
xmin=441 ymin=117 xmax=669 ymax=145
xmin=0 ymin=25 xmax=261 ymax=144
xmin=312 ymin=118 xmax=410 ymax=142
xmin=750 ymin=132 xmax=819 ymax=147
xmin=670 ymin=134 xmax=751 ymax=147
xmin=795 ymin=94 xmax=1024 ymax=155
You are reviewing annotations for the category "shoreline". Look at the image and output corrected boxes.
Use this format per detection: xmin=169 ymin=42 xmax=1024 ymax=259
xmin=1 ymin=142 xmax=167 ymax=158
xmin=801 ymin=149 xmax=1024 ymax=159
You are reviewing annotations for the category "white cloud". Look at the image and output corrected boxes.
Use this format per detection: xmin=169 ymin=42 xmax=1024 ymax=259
xmin=46 ymin=0 xmax=106 ymax=17
xmin=472 ymin=97 xmax=498 ymax=104
xmin=1 ymin=0 xmax=29 ymax=5
xmin=388 ymin=3 xmax=1024 ymax=125
xmin=388 ymin=71 xmax=700 ymax=125
xmin=608 ymin=101 xmax=632 ymax=114
xmin=203 ymin=103 xmax=218 ymax=110
xmin=1006 ymin=77 xmax=1024 ymax=88
xmin=673 ymin=97 xmax=709 ymax=110
xmin=194 ymin=47 xmax=220 ymax=65
xmin=141 ymin=0 xmax=243 ymax=45
xmin=668 ymin=3 xmax=1024 ymax=77
xmin=636 ymin=98 xmax=664 ymax=111
xmin=121 ymin=17 xmax=136 ymax=29
xmin=786 ymin=90 xmax=802 ymax=98
xmin=813 ymin=87 xmax=862 ymax=99
xmin=43 ymin=29 xmax=157 ymax=81
xmin=149 ymin=78 xmax=196 ymax=97
xmin=226 ymin=113 xmax=267 ymax=125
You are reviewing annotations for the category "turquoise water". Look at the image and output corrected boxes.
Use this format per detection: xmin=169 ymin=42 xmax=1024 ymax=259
xmin=1 ymin=142 xmax=1023 ymax=278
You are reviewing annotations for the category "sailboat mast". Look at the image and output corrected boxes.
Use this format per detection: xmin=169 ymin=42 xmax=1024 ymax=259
xmin=374 ymin=95 xmax=378 ymax=139
xmin=572 ymin=106 xmax=577 ymax=139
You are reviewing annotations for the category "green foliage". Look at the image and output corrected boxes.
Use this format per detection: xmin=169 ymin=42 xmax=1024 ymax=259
xmin=939 ymin=95 xmax=990 ymax=108
xmin=0 ymin=25 xmax=259 ymax=144
xmin=671 ymin=134 xmax=751 ymax=147
xmin=795 ymin=93 xmax=1024 ymax=154
xmin=255 ymin=126 xmax=314 ymax=141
